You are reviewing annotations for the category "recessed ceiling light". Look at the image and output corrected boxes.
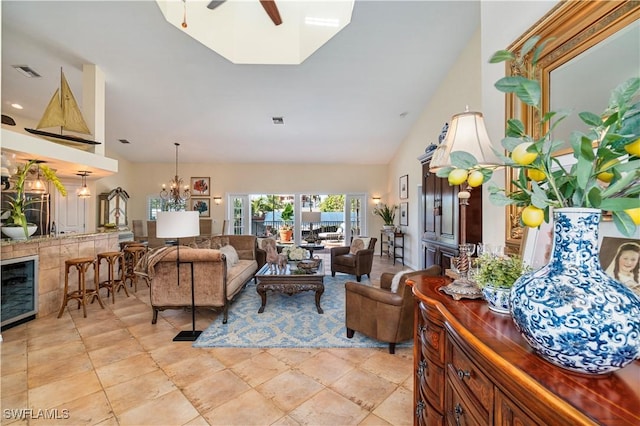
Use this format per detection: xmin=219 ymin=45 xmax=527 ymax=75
xmin=11 ymin=104 xmax=23 ymax=110
xmin=400 ymin=111 xmax=409 ymax=118
xmin=272 ymin=117 xmax=284 ymax=125
xmin=12 ymin=65 xmax=41 ymax=78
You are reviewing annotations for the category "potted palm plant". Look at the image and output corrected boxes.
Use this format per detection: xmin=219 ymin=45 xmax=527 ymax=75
xmin=474 ymin=254 xmax=529 ymax=314
xmin=373 ymin=203 xmax=397 ymax=230
xmin=1 ymin=159 xmax=66 ymax=240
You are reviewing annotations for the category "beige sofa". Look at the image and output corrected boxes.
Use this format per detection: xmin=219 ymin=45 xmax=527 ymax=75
xmin=138 ymin=235 xmax=263 ymax=324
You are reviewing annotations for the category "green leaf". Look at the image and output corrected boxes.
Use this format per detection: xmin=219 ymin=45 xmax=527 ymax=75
xmin=578 ymin=111 xmax=602 ymax=127
xmin=609 ymin=77 xmax=640 ymax=109
xmin=586 ymin=187 xmax=602 ymax=208
xmin=531 ymin=38 xmax=553 ymax=65
xmin=519 ymin=35 xmax=541 ymax=59
xmin=494 ymin=76 xmax=529 ymax=94
xmin=489 ymin=50 xmax=515 ymax=63
xmin=600 ymin=197 xmax=640 ymax=211
xmin=575 ymin=155 xmax=592 ymax=188
xmin=529 ymin=181 xmax=549 ymax=208
xmin=601 ymin=170 xmax=640 ymax=197
xmin=505 ymin=120 xmax=526 ymax=138
xmin=515 ymin=79 xmax=541 ymax=107
xmin=502 ymin=136 xmax=524 ymax=151
xmin=612 ymin=210 xmax=637 ymax=237
xmin=450 ymin=151 xmax=478 ymax=169
xmin=489 ymin=192 xmax=518 ymax=206
xmin=435 ymin=167 xmax=454 ymax=178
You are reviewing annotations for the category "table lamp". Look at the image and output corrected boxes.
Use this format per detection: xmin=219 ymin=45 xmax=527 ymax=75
xmin=430 ymin=107 xmax=499 ymax=300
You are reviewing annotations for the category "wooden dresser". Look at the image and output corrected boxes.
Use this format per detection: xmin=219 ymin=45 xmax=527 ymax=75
xmin=407 ymin=275 xmax=640 ymax=426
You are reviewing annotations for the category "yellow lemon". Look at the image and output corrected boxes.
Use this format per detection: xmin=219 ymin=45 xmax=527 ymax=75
xmin=596 ymin=159 xmax=618 ymax=183
xmin=511 ymin=143 xmax=538 ymax=165
xmin=624 ymin=207 xmax=640 ymax=225
xmin=467 ymin=170 xmax=484 ymax=187
xmin=527 ymin=169 xmax=546 ymax=182
xmin=448 ymin=169 xmax=468 ymax=186
xmin=521 ymin=205 xmax=544 ymax=228
xmin=624 ymin=138 xmax=640 ymax=157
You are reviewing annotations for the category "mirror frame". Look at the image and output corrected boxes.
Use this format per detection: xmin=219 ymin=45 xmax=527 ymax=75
xmin=503 ymin=0 xmax=640 ymax=254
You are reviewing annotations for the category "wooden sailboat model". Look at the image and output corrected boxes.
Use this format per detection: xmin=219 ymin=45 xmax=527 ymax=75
xmin=25 ymin=69 xmax=101 ymax=146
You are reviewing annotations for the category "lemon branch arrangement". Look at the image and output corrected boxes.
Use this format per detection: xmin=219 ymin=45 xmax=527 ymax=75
xmin=436 ymin=36 xmax=640 ymax=237
xmin=3 ymin=159 xmax=67 ymax=237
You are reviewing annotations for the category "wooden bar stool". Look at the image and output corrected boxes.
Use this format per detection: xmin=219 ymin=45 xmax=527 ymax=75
xmin=96 ymin=251 xmax=129 ymax=303
xmin=123 ymin=245 xmax=147 ymax=292
xmin=57 ymin=257 xmax=104 ymax=318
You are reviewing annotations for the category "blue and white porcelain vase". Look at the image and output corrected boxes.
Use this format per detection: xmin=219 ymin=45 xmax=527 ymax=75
xmin=510 ymin=208 xmax=640 ymax=375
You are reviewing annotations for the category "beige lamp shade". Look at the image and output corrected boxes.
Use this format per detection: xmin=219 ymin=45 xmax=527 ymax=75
xmin=156 ymin=211 xmax=200 ymax=238
xmin=429 ymin=109 xmax=499 ymax=172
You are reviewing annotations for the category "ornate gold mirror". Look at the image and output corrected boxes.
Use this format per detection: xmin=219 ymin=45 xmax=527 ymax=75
xmin=503 ymin=0 xmax=639 ymax=254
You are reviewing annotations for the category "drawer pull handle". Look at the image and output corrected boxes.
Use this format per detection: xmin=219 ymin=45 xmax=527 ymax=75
xmin=417 ymin=360 xmax=427 ymax=378
xmin=454 ymin=403 xmax=464 ymax=426
xmin=457 ymin=369 xmax=471 ymax=381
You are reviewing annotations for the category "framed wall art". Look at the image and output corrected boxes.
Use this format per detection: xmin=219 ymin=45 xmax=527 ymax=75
xmin=191 ymin=198 xmax=210 ymax=217
xmin=399 ymin=174 xmax=408 ymax=199
xmin=400 ymin=202 xmax=408 ymax=226
xmin=191 ymin=177 xmax=210 ymax=196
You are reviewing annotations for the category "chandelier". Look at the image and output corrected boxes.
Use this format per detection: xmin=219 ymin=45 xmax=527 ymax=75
xmin=160 ymin=142 xmax=190 ymax=208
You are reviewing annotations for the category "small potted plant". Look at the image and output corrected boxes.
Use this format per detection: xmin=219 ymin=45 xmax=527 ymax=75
xmin=1 ymin=159 xmax=66 ymax=240
xmin=373 ymin=203 xmax=397 ymax=230
xmin=475 ymin=254 xmax=530 ymax=314
xmin=279 ymin=204 xmax=294 ymax=242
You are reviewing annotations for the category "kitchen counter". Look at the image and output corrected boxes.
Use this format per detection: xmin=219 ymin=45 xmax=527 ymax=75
xmin=1 ymin=231 xmax=121 ymax=319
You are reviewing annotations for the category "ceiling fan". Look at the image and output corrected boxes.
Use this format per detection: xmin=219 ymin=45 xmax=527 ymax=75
xmin=207 ymin=0 xmax=282 ymax=26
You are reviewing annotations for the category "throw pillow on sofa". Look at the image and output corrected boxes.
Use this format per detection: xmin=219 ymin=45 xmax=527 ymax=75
xmin=349 ymin=237 xmax=371 ymax=255
xmin=189 ymin=238 xmax=211 ymax=249
xmin=219 ymin=244 xmax=240 ymax=269
xmin=210 ymin=236 xmax=230 ymax=249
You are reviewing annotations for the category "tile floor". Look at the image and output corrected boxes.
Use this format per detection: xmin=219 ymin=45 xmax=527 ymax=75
xmin=1 ymin=251 xmax=413 ymax=425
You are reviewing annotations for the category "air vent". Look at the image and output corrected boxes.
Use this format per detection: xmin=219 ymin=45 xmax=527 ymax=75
xmin=118 ymin=139 xmax=131 ymax=144
xmin=272 ymin=117 xmax=284 ymax=125
xmin=13 ymin=65 xmax=41 ymax=78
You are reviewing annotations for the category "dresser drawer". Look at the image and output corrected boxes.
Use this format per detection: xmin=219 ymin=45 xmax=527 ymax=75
xmin=447 ymin=339 xmax=493 ymax=419
xmin=445 ymin=378 xmax=485 ymax=426
xmin=418 ymin=357 xmax=444 ymax=412
xmin=418 ymin=305 xmax=446 ymax=363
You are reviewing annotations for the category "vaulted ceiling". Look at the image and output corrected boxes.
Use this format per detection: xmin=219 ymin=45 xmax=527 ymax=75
xmin=1 ymin=1 xmax=480 ymax=165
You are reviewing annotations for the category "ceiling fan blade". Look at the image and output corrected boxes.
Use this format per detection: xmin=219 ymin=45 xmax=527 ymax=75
xmin=259 ymin=0 xmax=282 ymax=26
xmin=207 ymin=0 xmax=226 ymax=10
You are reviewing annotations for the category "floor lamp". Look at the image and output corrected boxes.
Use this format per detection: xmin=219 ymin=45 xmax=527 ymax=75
xmin=429 ymin=107 xmax=499 ymax=300
xmin=156 ymin=211 xmax=201 ymax=341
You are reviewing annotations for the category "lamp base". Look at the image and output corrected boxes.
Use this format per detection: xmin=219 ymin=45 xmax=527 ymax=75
xmin=173 ymin=330 xmax=202 ymax=342
xmin=440 ymin=278 xmax=483 ymax=301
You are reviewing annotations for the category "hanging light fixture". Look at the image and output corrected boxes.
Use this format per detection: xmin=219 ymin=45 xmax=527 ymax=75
xmin=77 ymin=171 xmax=92 ymax=198
xmin=160 ymin=142 xmax=190 ymax=209
xmin=30 ymin=162 xmax=48 ymax=194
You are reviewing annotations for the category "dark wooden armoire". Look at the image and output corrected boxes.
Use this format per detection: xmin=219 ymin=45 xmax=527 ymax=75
xmin=418 ymin=150 xmax=483 ymax=272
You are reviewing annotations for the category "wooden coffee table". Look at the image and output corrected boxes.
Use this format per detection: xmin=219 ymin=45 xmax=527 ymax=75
xmin=255 ymin=260 xmax=325 ymax=314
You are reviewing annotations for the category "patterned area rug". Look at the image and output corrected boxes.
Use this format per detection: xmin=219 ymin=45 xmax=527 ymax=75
xmin=193 ymin=275 xmax=412 ymax=349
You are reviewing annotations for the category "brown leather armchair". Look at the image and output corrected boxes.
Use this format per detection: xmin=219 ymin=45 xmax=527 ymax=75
xmin=330 ymin=237 xmax=377 ymax=282
xmin=345 ymin=265 xmax=441 ymax=353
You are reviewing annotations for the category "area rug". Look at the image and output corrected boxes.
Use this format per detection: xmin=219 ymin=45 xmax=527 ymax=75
xmin=193 ymin=275 xmax=412 ymax=349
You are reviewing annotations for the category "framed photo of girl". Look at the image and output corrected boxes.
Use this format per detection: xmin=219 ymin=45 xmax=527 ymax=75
xmin=600 ymin=236 xmax=640 ymax=296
